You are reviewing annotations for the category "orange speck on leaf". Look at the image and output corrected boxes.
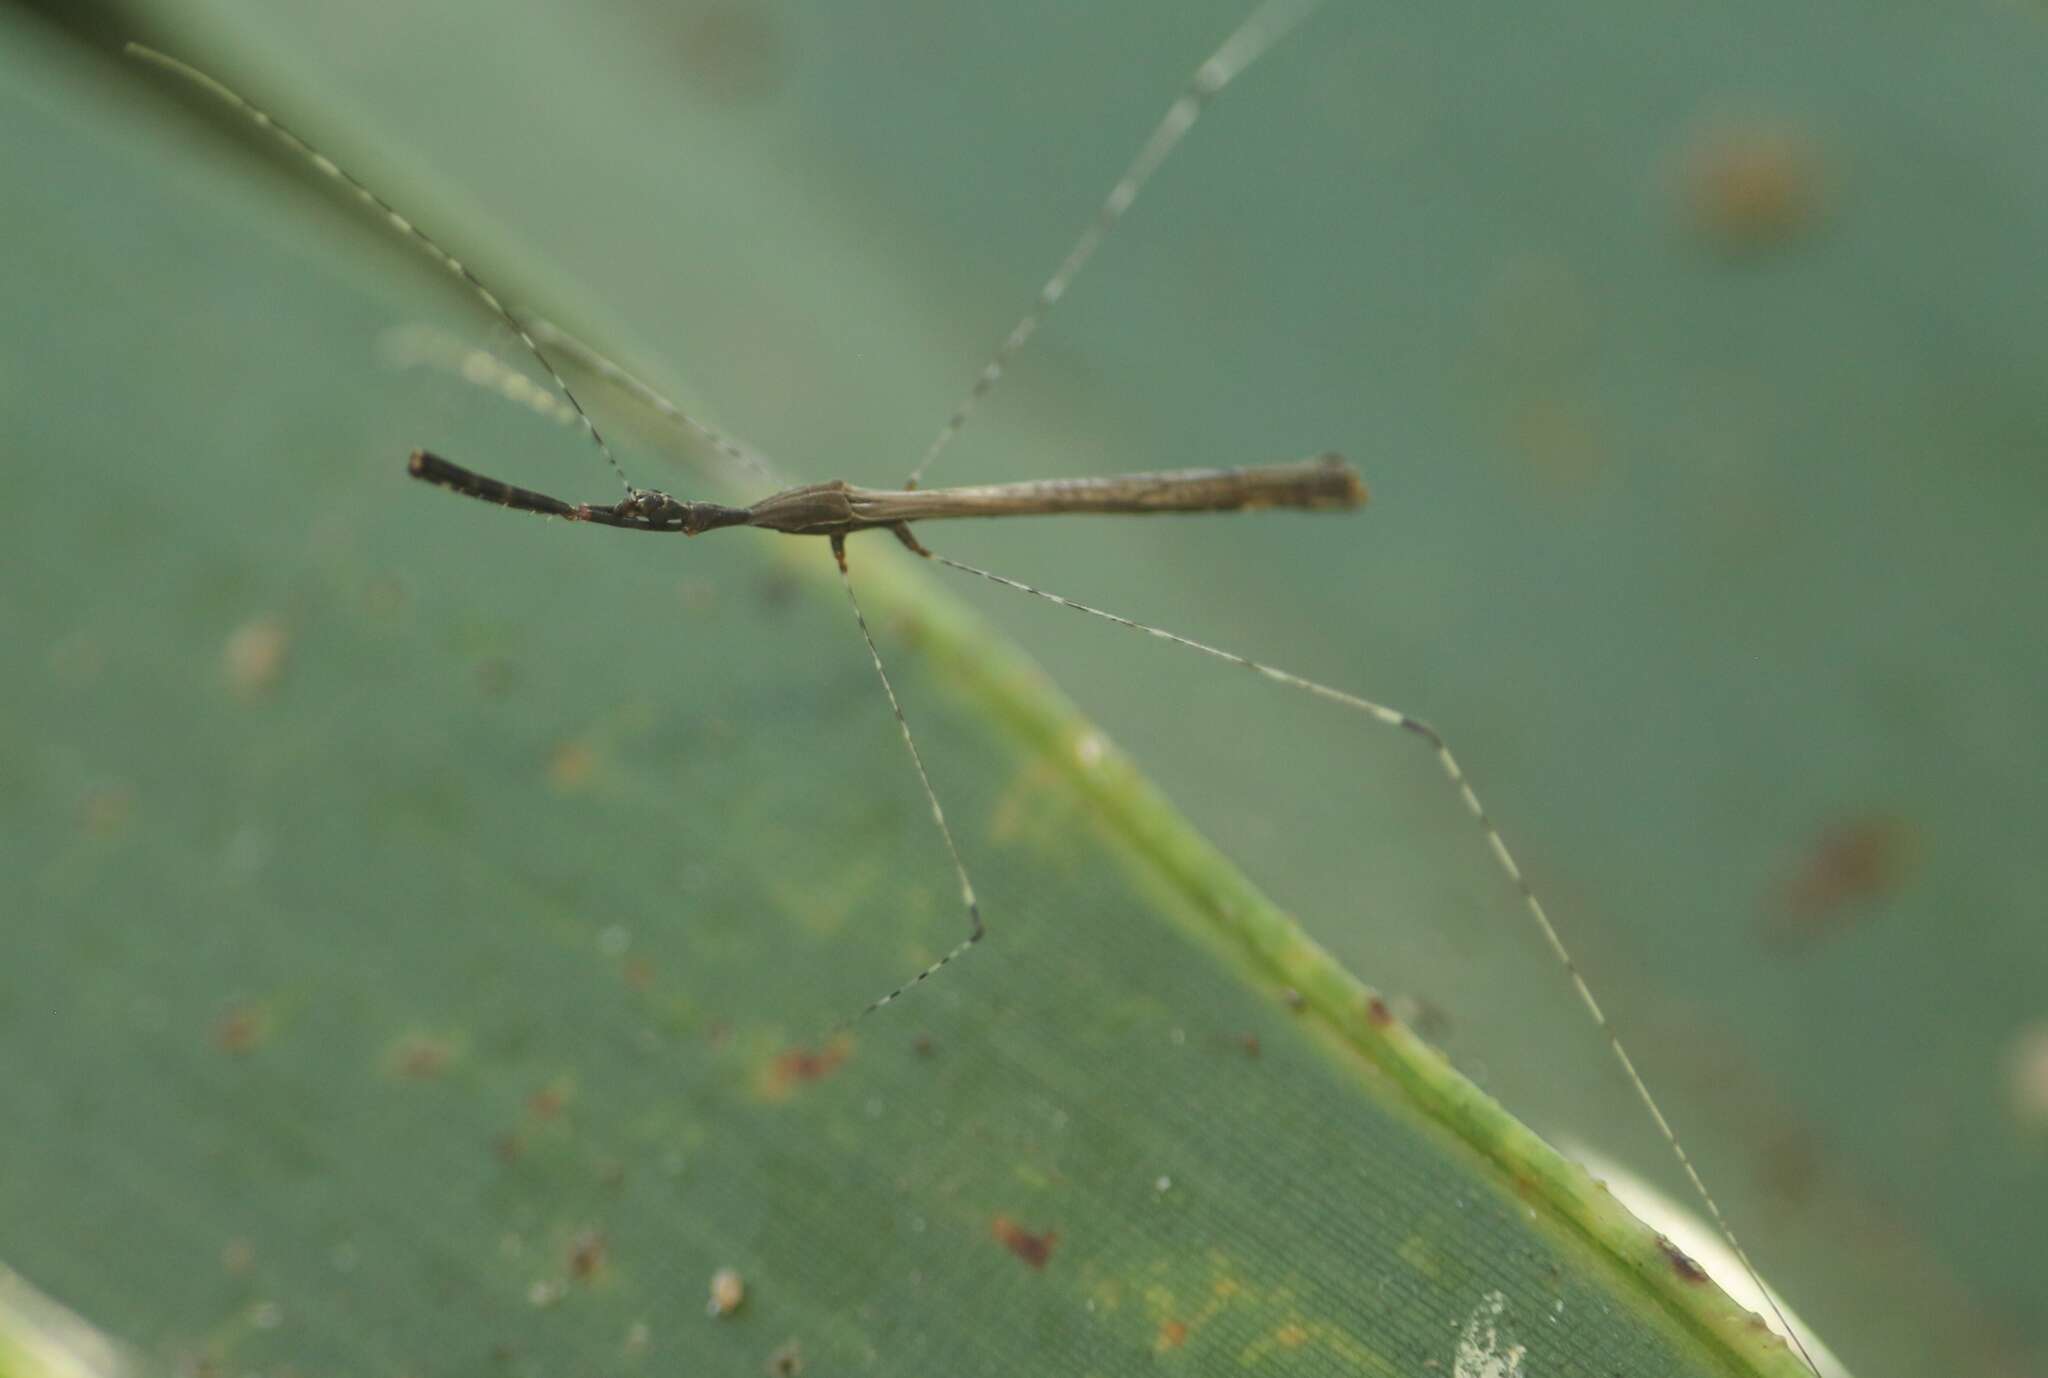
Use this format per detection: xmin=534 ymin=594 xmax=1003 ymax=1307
xmin=390 ymin=1034 xmax=453 ymax=1080
xmin=990 ymin=1216 xmax=1058 ymax=1270
xmin=1156 ymin=1319 xmax=1188 ymax=1352
xmin=548 ymin=740 xmax=597 ymax=792
xmin=1766 ymin=814 xmax=1916 ymax=947
xmin=213 ymin=1003 xmax=271 ymax=1055
xmin=567 ymin=1230 xmax=607 ymax=1281
xmin=1680 ymin=119 xmax=1825 ymax=254
xmin=760 ymin=1036 xmax=853 ymax=1100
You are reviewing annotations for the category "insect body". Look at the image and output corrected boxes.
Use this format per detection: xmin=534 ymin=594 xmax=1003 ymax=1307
xmin=407 ymin=448 xmax=1364 ymax=542
xmin=127 ymin=6 xmax=1819 ymax=1370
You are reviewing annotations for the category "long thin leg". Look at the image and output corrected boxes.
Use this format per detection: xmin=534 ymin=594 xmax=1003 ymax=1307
xmin=918 ymin=545 xmax=1820 ymax=1378
xmin=830 ymin=536 xmax=986 ymax=1015
xmin=902 ymin=0 xmax=1325 ymax=490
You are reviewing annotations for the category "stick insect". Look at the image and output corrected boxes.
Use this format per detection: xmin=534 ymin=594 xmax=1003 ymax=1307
xmin=130 ymin=4 xmax=1819 ymax=1371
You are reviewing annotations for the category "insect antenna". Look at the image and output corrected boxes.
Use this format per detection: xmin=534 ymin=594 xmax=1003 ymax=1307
xmin=380 ymin=319 xmax=790 ymax=491
xmin=123 ymin=44 xmax=645 ymax=502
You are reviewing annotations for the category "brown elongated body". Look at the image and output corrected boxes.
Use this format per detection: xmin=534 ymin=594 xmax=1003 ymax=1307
xmin=407 ymin=450 xmax=1366 ymax=542
xmin=130 ymin=29 xmax=1826 ymax=1367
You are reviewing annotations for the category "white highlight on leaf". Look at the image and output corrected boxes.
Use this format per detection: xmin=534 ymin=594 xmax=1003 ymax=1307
xmin=1453 ymin=1291 xmax=1525 ymax=1378
xmin=1560 ymin=1139 xmax=1853 ymax=1378
xmin=0 ymin=1264 xmax=133 ymax=1378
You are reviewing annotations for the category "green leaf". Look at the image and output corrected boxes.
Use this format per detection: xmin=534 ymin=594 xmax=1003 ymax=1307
xmin=17 ymin=1 xmax=2047 ymax=1374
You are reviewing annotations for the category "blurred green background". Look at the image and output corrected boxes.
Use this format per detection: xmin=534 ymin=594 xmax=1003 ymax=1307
xmin=5 ymin=0 xmax=2046 ymax=1375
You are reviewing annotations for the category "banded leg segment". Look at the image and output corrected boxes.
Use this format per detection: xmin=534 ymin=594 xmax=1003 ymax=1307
xmin=830 ymin=536 xmax=986 ymax=1017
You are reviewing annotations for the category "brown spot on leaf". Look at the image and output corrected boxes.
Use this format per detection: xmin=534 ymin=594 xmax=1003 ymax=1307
xmin=1156 ymin=1319 xmax=1188 ymax=1352
xmin=763 ymin=1339 xmax=804 ymax=1376
xmin=1239 ymin=1033 xmax=1262 ymax=1058
xmin=390 ymin=1034 xmax=454 ymax=1080
xmin=1658 ymin=1235 xmax=1711 ymax=1283
xmin=622 ymin=956 xmax=655 ymax=992
xmin=567 ymin=1230 xmax=607 ymax=1281
xmin=1680 ymin=119 xmax=1826 ymax=255
xmin=1365 ymin=995 xmax=1394 ymax=1028
xmin=1765 ymin=814 xmax=1916 ymax=948
xmin=774 ymin=1045 xmax=844 ymax=1083
xmin=674 ymin=3 xmax=786 ymax=104
xmin=213 ymin=1003 xmax=271 ymax=1055
xmin=548 ymin=740 xmax=597 ymax=792
xmin=759 ymin=1036 xmax=852 ymax=1100
xmin=991 ymin=1216 xmax=1058 ymax=1270
xmin=527 ymin=1081 xmax=573 ymax=1121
